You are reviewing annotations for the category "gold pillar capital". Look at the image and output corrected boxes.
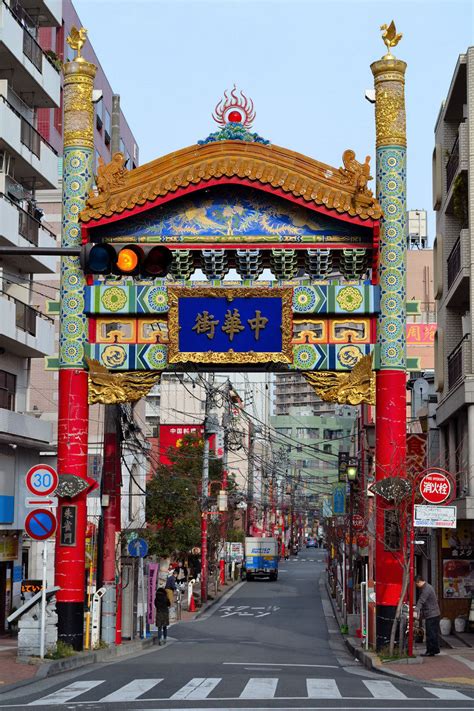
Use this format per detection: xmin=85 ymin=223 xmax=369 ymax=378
xmin=63 ymin=30 xmax=97 ymax=150
xmin=370 ymin=55 xmax=407 ymax=149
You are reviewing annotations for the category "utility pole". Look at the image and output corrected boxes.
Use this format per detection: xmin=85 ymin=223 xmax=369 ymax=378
xmin=247 ymin=422 xmax=254 ymax=534
xmin=201 ymin=377 xmax=210 ymax=604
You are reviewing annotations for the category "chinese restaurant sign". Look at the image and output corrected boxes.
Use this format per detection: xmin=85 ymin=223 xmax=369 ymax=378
xmin=168 ymin=287 xmax=293 ymax=364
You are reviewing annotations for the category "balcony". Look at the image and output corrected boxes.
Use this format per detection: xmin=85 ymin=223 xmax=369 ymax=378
xmin=447 ymin=337 xmax=471 ymax=391
xmin=0 ymin=2 xmax=60 ymax=109
xmin=18 ymin=0 xmax=61 ymax=27
xmin=0 ymin=191 xmax=56 ymax=272
xmin=0 ymin=408 xmax=53 ymax=448
xmin=445 ymin=229 xmax=470 ymax=309
xmin=0 ymin=292 xmax=55 ymax=357
xmin=0 ymin=94 xmax=58 ymax=189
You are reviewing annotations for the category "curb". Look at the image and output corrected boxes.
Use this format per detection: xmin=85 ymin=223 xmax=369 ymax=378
xmin=324 ymin=578 xmax=474 ymax=691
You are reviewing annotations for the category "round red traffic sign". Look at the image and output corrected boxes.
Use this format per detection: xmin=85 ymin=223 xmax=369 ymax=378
xmin=419 ymin=471 xmax=451 ymax=504
xmin=26 ymin=465 xmax=58 ymax=497
xmin=24 ymin=509 xmax=57 ymax=541
xmin=352 ymin=514 xmax=365 ymax=532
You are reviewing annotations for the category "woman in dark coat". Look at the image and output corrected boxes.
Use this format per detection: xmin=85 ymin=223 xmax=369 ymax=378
xmin=154 ymin=587 xmax=170 ymax=645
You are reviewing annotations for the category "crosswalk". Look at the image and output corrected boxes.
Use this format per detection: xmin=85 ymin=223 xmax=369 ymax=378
xmin=30 ymin=676 xmax=474 ymax=704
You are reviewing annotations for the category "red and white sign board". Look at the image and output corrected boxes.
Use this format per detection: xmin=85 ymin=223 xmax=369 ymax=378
xmin=352 ymin=514 xmax=365 ymax=532
xmin=26 ymin=465 xmax=58 ymax=497
xmin=419 ymin=471 xmax=451 ymax=504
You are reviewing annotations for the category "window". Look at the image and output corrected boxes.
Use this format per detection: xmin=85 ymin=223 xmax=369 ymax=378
xmin=323 ymin=444 xmax=332 ymax=453
xmin=0 ymin=371 xmax=16 ymax=411
xmin=104 ymin=110 xmax=111 ymax=145
xmin=95 ymin=96 xmax=103 ymax=130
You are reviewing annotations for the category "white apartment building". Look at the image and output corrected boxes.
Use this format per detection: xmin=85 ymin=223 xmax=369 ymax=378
xmin=433 ymin=46 xmax=474 ymax=621
xmin=0 ymin=0 xmax=61 ymax=630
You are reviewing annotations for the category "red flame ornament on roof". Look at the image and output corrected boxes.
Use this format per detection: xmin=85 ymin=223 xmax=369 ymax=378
xmin=212 ymin=85 xmax=256 ymax=128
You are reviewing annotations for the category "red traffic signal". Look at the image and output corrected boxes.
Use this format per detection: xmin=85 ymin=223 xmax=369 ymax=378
xmin=81 ymin=243 xmax=172 ymax=277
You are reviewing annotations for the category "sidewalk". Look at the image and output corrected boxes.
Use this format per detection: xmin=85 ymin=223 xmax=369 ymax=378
xmin=0 ymin=576 xmax=240 ymax=693
xmin=325 ymin=578 xmax=474 ymax=690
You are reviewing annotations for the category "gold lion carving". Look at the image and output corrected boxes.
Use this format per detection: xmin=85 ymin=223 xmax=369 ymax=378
xmin=87 ymin=358 xmax=160 ymax=404
xmin=301 ymin=353 xmax=375 ymax=405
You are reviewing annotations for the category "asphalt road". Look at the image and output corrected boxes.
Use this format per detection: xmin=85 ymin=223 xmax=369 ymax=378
xmin=0 ymin=548 xmax=472 ymax=710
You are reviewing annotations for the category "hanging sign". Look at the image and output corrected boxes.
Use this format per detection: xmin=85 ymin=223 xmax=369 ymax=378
xmin=414 ymin=504 xmax=456 ymax=529
xmin=168 ymin=287 xmax=293 ymax=365
xmin=352 ymin=514 xmax=365 ymax=532
xmin=59 ymin=505 xmax=77 ymax=546
xmin=419 ymin=471 xmax=451 ymax=504
xmin=25 ymin=465 xmax=58 ymax=497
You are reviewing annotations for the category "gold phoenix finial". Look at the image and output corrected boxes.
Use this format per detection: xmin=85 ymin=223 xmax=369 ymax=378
xmin=380 ymin=20 xmax=403 ymax=58
xmin=66 ymin=26 xmax=88 ymax=61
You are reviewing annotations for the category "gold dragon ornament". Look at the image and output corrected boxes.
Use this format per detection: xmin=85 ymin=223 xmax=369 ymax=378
xmin=87 ymin=358 xmax=161 ymax=405
xmin=301 ymin=353 xmax=375 ymax=406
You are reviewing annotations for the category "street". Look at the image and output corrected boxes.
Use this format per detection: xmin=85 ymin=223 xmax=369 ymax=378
xmin=0 ymin=550 xmax=472 ymax=711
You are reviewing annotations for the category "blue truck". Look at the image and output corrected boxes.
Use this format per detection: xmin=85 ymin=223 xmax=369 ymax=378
xmin=244 ymin=537 xmax=279 ymax=581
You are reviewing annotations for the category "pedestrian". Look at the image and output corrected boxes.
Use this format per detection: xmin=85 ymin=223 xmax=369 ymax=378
xmin=415 ymin=574 xmax=441 ymax=656
xmin=154 ymin=587 xmax=170 ymax=645
xmin=165 ymin=568 xmax=178 ymax=605
xmin=175 ymin=560 xmax=188 ymax=583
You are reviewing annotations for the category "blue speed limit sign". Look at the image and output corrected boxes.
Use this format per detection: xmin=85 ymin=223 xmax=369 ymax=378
xmin=26 ymin=465 xmax=58 ymax=497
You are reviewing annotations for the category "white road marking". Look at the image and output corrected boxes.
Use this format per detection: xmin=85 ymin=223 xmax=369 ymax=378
xmin=363 ymin=680 xmax=408 ymax=699
xmin=306 ymin=678 xmax=341 ymax=698
xmin=32 ymin=680 xmax=105 ymax=705
xmin=425 ymin=687 xmax=472 ymax=700
xmin=170 ymin=678 xmax=221 ymax=699
xmin=240 ymin=678 xmax=278 ymax=699
xmin=223 ymin=662 xmax=339 ymax=668
xmin=452 ymin=654 xmax=474 ymax=671
xmin=100 ymin=679 xmax=163 ymax=702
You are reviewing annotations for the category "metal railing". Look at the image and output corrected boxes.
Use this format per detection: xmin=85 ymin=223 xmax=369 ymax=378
xmin=446 ymin=134 xmax=459 ymax=191
xmin=14 ymin=298 xmax=36 ymax=335
xmin=23 ymin=27 xmax=42 ymax=72
xmin=447 ymin=237 xmax=461 ymax=289
xmin=20 ymin=115 xmax=40 ymax=157
xmin=447 ymin=338 xmax=466 ymax=390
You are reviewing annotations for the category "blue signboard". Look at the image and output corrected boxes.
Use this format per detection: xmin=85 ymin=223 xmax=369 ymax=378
xmin=127 ymin=537 xmax=148 ymax=558
xmin=333 ymin=484 xmax=346 ymax=515
xmin=168 ymin=287 xmax=293 ymax=365
xmin=179 ymin=296 xmax=282 ymax=353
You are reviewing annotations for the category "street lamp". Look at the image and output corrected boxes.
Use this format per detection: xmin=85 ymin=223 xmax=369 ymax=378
xmin=346 ymin=457 xmax=359 ymax=615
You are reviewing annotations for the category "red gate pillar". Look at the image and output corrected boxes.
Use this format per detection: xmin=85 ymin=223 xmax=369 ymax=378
xmin=55 ymin=33 xmax=97 ymax=650
xmin=371 ymin=29 xmax=407 ymax=649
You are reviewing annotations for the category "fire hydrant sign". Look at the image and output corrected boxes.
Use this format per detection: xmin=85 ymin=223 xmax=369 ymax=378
xmin=414 ymin=504 xmax=456 ymax=529
xmin=419 ymin=471 xmax=451 ymax=504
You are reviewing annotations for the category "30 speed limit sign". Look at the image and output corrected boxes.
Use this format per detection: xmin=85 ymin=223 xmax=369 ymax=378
xmin=25 ymin=465 xmax=58 ymax=497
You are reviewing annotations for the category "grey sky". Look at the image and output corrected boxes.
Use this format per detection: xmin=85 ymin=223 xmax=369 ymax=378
xmin=75 ymin=0 xmax=473 ymax=240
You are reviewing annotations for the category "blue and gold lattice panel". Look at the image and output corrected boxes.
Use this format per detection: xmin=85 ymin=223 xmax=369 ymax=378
xmin=376 ymin=147 xmax=406 ymax=370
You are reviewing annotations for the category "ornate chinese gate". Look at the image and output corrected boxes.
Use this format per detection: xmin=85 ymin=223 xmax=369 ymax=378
xmin=55 ymin=24 xmax=406 ymax=650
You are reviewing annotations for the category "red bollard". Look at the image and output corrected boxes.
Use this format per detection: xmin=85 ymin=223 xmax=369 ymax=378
xmin=219 ymin=558 xmax=225 ymax=585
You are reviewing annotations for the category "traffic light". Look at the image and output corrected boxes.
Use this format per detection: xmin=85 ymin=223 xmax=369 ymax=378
xmin=81 ymin=243 xmax=172 ymax=277
xmin=338 ymin=451 xmax=348 ymax=482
